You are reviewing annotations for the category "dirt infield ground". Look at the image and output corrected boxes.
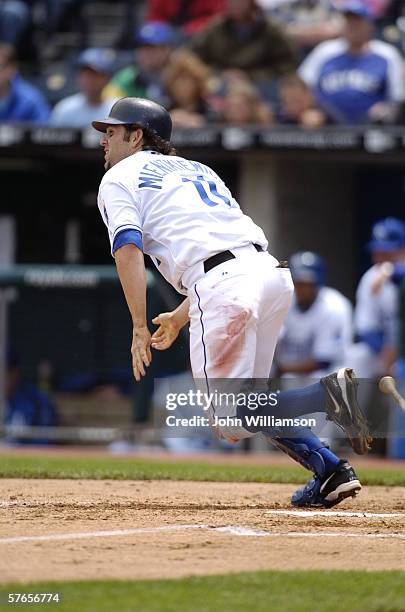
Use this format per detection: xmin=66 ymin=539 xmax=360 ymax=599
xmin=1 ymin=479 xmax=405 ymax=584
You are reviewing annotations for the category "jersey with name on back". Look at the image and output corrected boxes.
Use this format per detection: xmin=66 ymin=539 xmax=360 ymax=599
xmin=97 ymin=151 xmax=268 ymax=293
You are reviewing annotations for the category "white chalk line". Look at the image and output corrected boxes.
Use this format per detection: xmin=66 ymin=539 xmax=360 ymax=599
xmin=216 ymin=527 xmax=405 ymax=539
xmin=266 ymin=510 xmax=405 ymax=519
xmin=0 ymin=525 xmax=206 ymax=544
xmin=2 ymin=524 xmax=405 ymax=544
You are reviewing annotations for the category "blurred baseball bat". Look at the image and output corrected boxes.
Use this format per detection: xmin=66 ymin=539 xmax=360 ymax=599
xmin=379 ymin=376 xmax=405 ymax=412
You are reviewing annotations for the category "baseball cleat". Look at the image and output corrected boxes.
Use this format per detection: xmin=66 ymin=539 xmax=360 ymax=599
xmin=321 ymin=368 xmax=372 ymax=455
xmin=291 ymin=460 xmax=361 ymax=508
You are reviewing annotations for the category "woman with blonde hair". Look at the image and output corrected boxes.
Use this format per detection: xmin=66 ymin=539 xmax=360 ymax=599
xmin=221 ymin=78 xmax=273 ymax=125
xmin=163 ymin=49 xmax=215 ymax=127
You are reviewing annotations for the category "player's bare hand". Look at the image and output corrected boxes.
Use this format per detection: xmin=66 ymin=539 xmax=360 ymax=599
xmin=151 ymin=312 xmax=181 ymax=350
xmin=371 ymin=262 xmax=393 ymax=295
xmin=131 ymin=326 xmax=152 ymax=381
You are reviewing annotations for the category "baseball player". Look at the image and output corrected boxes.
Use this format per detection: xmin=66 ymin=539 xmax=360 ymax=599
xmin=348 ymin=218 xmax=405 ymax=378
xmin=93 ymin=97 xmax=371 ymax=508
xmin=275 ymin=252 xmax=353 ymax=380
xmin=275 ymin=251 xmax=353 ymax=445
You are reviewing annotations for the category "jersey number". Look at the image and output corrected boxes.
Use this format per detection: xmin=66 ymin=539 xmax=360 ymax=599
xmin=182 ymin=175 xmax=231 ymax=207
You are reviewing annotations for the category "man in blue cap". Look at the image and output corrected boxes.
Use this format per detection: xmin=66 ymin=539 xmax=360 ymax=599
xmin=103 ymin=22 xmax=176 ymax=107
xmin=275 ymin=251 xmax=353 ymax=381
xmin=50 ymin=48 xmax=117 ymax=127
xmin=348 ymin=218 xmax=405 ymax=378
xmin=299 ymin=1 xmax=405 ymax=124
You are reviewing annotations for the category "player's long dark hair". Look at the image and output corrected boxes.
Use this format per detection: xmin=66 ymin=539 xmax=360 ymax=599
xmin=124 ymin=125 xmax=177 ymax=156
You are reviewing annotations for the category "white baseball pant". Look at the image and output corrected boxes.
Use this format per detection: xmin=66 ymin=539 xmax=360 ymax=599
xmin=186 ymin=245 xmax=294 ymax=440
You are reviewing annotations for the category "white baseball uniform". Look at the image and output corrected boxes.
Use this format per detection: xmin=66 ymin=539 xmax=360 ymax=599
xmin=347 ymin=264 xmax=399 ymax=377
xmin=276 ymin=286 xmax=353 ymax=378
xmin=98 ymin=151 xmax=294 ymax=440
xmin=275 ymin=286 xmax=353 ymax=442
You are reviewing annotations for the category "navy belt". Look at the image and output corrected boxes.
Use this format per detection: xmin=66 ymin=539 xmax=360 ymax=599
xmin=203 ymin=244 xmax=263 ymax=274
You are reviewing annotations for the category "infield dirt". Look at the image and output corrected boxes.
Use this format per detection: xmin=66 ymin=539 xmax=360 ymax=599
xmin=1 ymin=479 xmax=405 ymax=583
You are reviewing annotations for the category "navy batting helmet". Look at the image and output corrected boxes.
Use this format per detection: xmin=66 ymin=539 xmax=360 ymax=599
xmin=92 ymin=97 xmax=172 ymax=141
xmin=368 ymin=217 xmax=405 ymax=252
xmin=289 ymin=251 xmax=326 ymax=286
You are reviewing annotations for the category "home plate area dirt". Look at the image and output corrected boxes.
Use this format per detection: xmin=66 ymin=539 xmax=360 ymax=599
xmin=1 ymin=479 xmax=405 ymax=583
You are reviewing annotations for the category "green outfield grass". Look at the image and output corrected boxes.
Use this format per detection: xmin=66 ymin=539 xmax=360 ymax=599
xmin=1 ymin=571 xmax=405 ymax=612
xmin=0 ymin=454 xmax=405 ymax=486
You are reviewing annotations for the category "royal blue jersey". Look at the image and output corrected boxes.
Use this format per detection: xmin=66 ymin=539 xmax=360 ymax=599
xmin=299 ymin=39 xmax=405 ymax=123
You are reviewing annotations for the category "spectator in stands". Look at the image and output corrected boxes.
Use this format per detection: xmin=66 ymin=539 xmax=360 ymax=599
xmin=0 ymin=43 xmax=50 ymax=123
xmin=221 ymin=78 xmax=273 ymax=124
xmin=146 ymin=0 xmax=226 ymax=38
xmin=260 ymin=0 xmax=343 ymax=57
xmin=164 ymin=49 xmax=214 ymax=127
xmin=0 ymin=0 xmax=31 ymax=48
xmin=299 ymin=1 xmax=405 ymax=124
xmin=103 ymin=21 xmax=176 ymax=107
xmin=190 ymin=0 xmax=296 ymax=93
xmin=277 ymin=73 xmax=327 ymax=126
xmin=337 ymin=0 xmax=392 ymax=20
xmin=50 ymin=48 xmax=117 ymax=128
xmin=5 ymin=349 xmax=59 ymax=445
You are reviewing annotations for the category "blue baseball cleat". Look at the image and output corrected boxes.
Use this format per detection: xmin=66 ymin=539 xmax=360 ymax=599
xmin=292 ymin=460 xmax=361 ymax=508
xmin=321 ymin=368 xmax=372 ymax=455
